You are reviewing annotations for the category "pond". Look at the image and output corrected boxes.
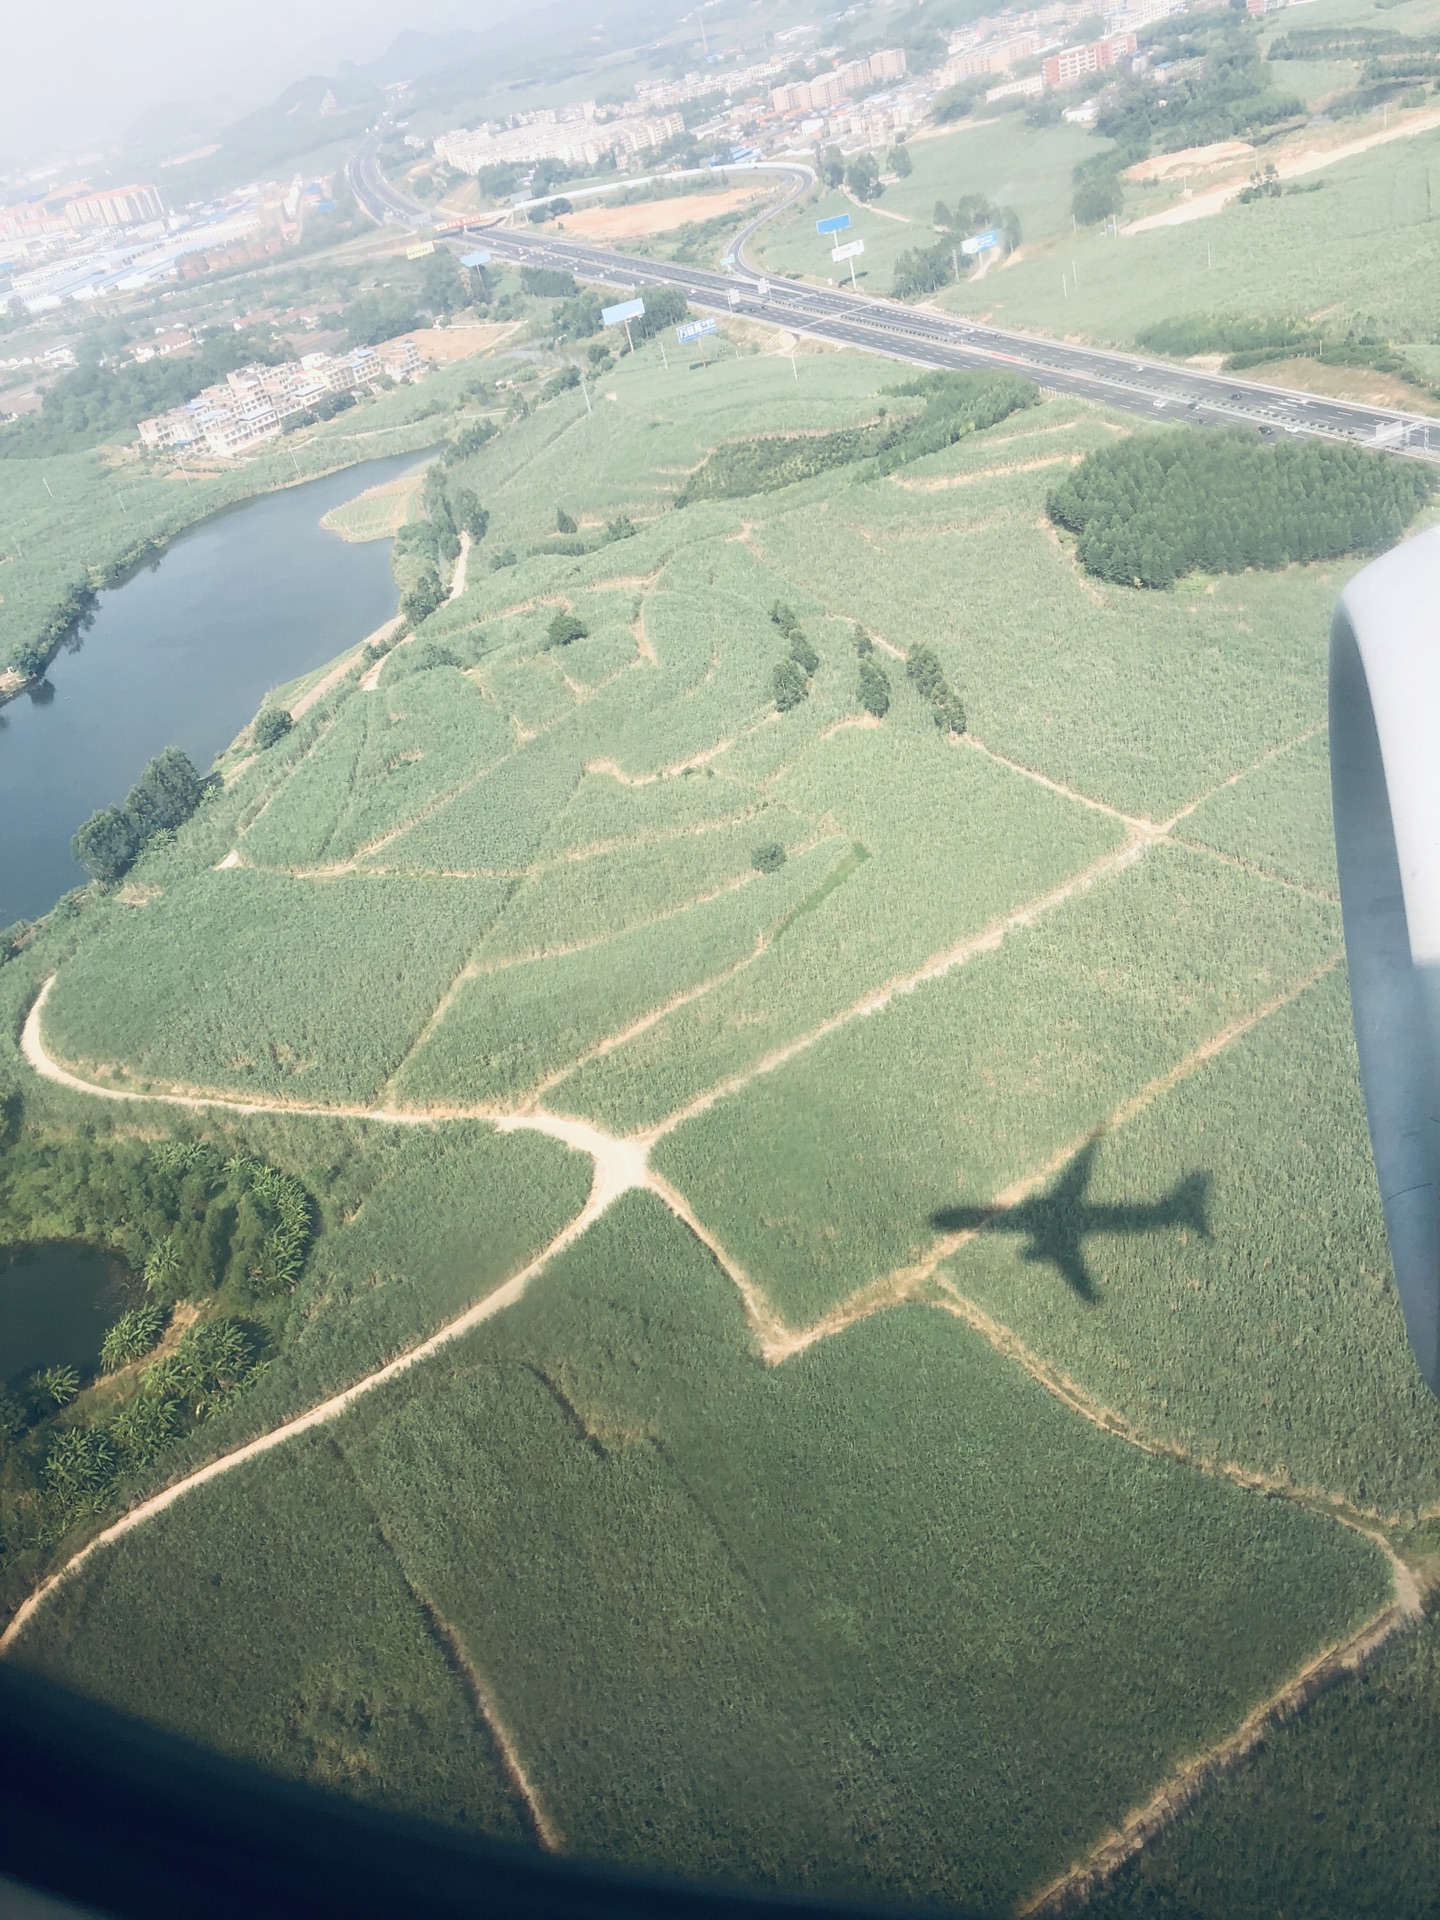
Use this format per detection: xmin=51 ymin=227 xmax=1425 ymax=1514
xmin=0 ymin=450 xmax=429 ymax=928
xmin=0 ymin=1242 xmax=133 ymax=1384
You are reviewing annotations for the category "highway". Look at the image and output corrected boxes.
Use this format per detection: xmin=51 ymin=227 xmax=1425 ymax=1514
xmin=346 ymin=131 xmax=1439 ymax=464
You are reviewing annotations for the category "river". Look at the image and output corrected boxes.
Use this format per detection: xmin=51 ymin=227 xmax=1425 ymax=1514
xmin=0 ymin=451 xmax=427 ymax=928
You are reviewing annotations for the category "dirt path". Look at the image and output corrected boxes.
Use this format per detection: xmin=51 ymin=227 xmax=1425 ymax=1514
xmin=644 ymin=832 xmax=1151 ymax=1143
xmin=447 ymin=529 xmax=471 ymax=602
xmin=1017 ymin=1587 xmax=1424 ymax=1917
xmin=1125 ymin=106 xmax=1440 ymax=232
xmin=0 ymin=1137 xmax=616 ymax=1656
xmin=291 ymin=616 xmax=403 ymax=718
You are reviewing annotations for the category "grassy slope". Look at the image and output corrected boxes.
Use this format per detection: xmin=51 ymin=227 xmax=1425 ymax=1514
xmin=10 ymin=337 xmax=1438 ymax=1911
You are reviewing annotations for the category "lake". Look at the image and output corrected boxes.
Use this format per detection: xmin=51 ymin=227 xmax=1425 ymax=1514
xmin=0 ymin=1242 xmax=133 ymax=1384
xmin=0 ymin=451 xmax=426 ymax=927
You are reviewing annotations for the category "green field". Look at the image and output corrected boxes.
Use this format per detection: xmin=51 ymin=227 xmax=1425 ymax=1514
xmin=15 ymin=1196 xmax=1391 ymax=1912
xmin=5 ymin=309 xmax=1437 ymax=1918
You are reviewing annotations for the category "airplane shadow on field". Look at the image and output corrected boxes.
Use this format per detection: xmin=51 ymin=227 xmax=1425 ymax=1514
xmin=929 ymin=1135 xmax=1212 ymax=1304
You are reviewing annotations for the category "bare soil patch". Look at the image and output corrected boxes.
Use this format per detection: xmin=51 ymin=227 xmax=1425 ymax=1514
xmin=559 ymin=189 xmax=765 ymax=241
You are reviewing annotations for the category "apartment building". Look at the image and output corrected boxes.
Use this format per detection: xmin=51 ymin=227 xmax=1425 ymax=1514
xmin=66 ymin=184 xmax=165 ymax=228
xmin=769 ymin=48 xmax=907 ymax=115
xmin=1041 ymin=31 xmax=1137 ymax=86
xmin=138 ymin=340 xmax=423 ymax=458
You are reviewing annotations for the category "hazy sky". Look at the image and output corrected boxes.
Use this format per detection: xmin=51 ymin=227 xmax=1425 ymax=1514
xmin=3 ymin=0 xmax=500 ymax=167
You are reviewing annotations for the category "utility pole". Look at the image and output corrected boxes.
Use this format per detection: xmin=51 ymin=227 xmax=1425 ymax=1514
xmin=580 ymin=371 xmax=592 ymax=414
xmin=953 ymin=247 xmax=960 ymax=281
xmin=660 ymin=340 xmax=668 ymax=370
xmin=1062 ymin=273 xmax=1068 ymax=299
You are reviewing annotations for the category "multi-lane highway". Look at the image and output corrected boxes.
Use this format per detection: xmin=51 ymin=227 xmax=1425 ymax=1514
xmin=346 ymin=131 xmax=1439 ymax=463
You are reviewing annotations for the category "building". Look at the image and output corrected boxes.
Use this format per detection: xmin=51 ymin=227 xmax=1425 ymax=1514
xmin=987 ymin=73 xmax=1046 ymax=100
xmin=65 ymin=184 xmax=164 ymax=229
xmin=433 ymin=111 xmax=683 ymax=175
xmin=770 ymin=50 xmax=908 ymax=116
xmin=137 ymin=340 xmax=424 ymax=458
xmin=1041 ymin=31 xmax=1137 ymax=86
xmin=938 ymin=32 xmax=1043 ymax=80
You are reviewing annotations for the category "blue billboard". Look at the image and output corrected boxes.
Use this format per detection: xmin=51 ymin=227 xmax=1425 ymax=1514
xmin=815 ymin=213 xmax=852 ymax=236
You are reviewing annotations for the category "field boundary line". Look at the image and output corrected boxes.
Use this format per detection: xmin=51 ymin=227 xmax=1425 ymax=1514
xmin=1162 ymin=721 xmax=1329 ymax=831
xmin=386 ymin=1550 xmax=563 ymax=1852
xmin=1015 ymin=1589 xmax=1424 ymax=1918
xmin=958 ymin=735 xmax=1153 ymax=829
xmin=643 ymin=832 xmax=1149 ymax=1143
xmin=751 ymin=953 xmax=1343 ymax=1366
xmin=1171 ymin=835 xmax=1340 ymax=904
xmin=0 ymin=1123 xmax=633 ymax=1656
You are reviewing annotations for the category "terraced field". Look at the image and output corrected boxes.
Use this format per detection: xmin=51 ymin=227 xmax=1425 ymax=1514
xmin=6 ymin=343 xmax=1437 ymax=1918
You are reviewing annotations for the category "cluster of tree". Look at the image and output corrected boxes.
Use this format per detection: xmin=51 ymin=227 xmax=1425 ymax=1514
xmin=541 ymin=365 xmax=582 ymax=400
xmin=932 ymin=76 xmax=988 ymax=123
xmin=521 ymin=266 xmax=579 ymax=298
xmin=627 ymin=286 xmax=691 ymax=345
xmin=33 ymin=1317 xmax=264 ymax=1526
xmin=552 ymin=290 xmax=606 ymax=341
xmin=770 ymin=601 xmax=819 ymax=710
xmin=1071 ymin=153 xmax=1127 ymax=228
xmin=893 ymin=200 xmax=1020 ymax=298
xmin=6 ymin=576 xmax=97 ymax=681
xmin=1093 ymin=17 xmax=1304 ymax=164
xmin=442 ymin=419 xmax=498 ymax=465
xmin=1137 ymin=310 xmax=1438 ymax=389
xmin=344 ymin=249 xmax=467 ymax=350
xmin=905 ymin=643 xmax=967 ymax=735
xmin=1047 ymin=427 xmax=1433 ymax=589
xmin=1269 ymin=22 xmax=1440 ymax=113
xmin=397 ymin=471 xmax=489 ymax=626
xmin=71 ymin=746 xmax=209 ymax=886
xmin=854 ymin=628 xmax=891 ymax=718
xmin=680 ymin=372 xmax=1037 ymax=503
xmin=1 ymin=329 xmax=284 ymax=457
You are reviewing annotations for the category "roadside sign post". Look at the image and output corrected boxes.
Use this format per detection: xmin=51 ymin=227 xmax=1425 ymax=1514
xmin=601 ymin=295 xmax=646 ymax=355
xmin=961 ymin=230 xmax=1000 ymax=257
xmin=815 ymin=213 xmax=851 ymax=237
xmin=677 ymin=315 xmax=718 ymax=369
xmin=830 ymin=236 xmax=864 ymax=289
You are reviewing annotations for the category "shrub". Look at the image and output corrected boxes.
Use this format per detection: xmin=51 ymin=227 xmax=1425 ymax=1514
xmin=413 ymin=643 xmax=462 ymax=671
xmin=100 ymin=1307 xmax=167 ymax=1373
xmin=858 ymin=657 xmax=891 ymax=718
xmin=789 ymin=631 xmax=819 ymax=677
xmin=854 ymin=625 xmax=874 ymax=656
xmin=556 ymin=507 xmax=578 ymax=534
xmin=31 ymin=1365 xmax=81 ymax=1410
xmin=489 ymin=548 xmax=518 ymax=570
xmin=541 ymin=366 xmax=582 ymax=401
xmin=752 ymin=842 xmax=787 ymax=873
xmin=546 ymin=610 xmax=589 ymax=648
xmin=253 ymin=708 xmax=293 ymax=750
xmin=770 ymin=600 xmax=800 ymax=635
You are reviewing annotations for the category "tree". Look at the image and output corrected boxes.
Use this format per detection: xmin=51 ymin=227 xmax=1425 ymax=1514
xmin=771 ymin=658 xmax=808 ymax=710
xmin=816 ymin=144 xmax=845 ymax=188
xmin=858 ymin=657 xmax=891 ymax=717
xmin=845 ymin=153 xmax=883 ymax=202
xmin=888 ymin=142 xmax=913 ymax=177
xmin=253 ymin=707 xmax=293 ymax=750
xmin=770 ymin=600 xmax=800 ymax=635
xmin=72 ymin=805 xmax=140 ymax=885
xmin=752 ymin=842 xmax=787 ymax=873
xmin=789 ymin=630 xmax=819 ymax=676
xmin=450 ymin=486 xmax=490 ymax=541
xmin=419 ymin=247 xmax=465 ymax=317
xmin=545 ymin=610 xmax=589 ymax=648
xmin=402 ymin=567 xmax=445 ymax=628
xmin=556 ymin=507 xmax=578 ymax=534
xmin=854 ymin=625 xmax=874 ymax=656
xmin=1073 ymin=172 xmax=1125 ymax=226
xmin=123 ymin=746 xmax=204 ymax=839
